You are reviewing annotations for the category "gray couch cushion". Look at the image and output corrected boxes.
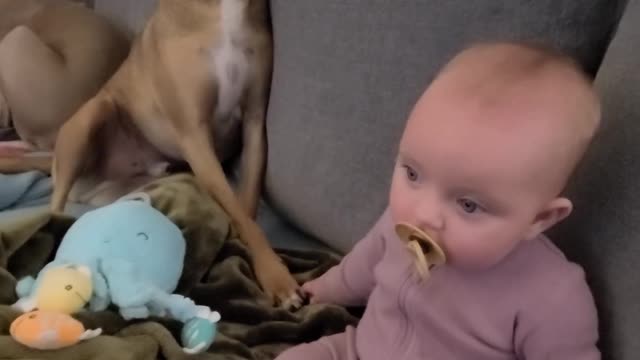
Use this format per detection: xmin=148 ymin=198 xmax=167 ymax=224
xmin=265 ymin=0 xmax=627 ymax=253
xmin=256 ymin=199 xmax=334 ymax=252
xmin=550 ymin=1 xmax=639 ymax=358
xmin=93 ymin=0 xmax=155 ymax=36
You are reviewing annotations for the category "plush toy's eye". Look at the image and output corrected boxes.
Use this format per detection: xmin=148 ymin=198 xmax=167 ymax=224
xmin=29 ymin=314 xmax=37 ymax=319
xmin=65 ymin=285 xmax=72 ymax=291
xmin=137 ymin=232 xmax=149 ymax=241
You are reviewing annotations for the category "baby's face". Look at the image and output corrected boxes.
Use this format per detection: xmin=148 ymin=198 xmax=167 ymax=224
xmin=389 ymin=84 xmax=571 ymax=270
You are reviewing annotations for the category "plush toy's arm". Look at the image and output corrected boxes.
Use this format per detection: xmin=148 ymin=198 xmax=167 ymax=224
xmin=12 ymin=276 xmax=37 ymax=312
xmin=89 ymin=270 xmax=111 ymax=311
xmin=151 ymin=291 xmax=199 ymax=323
xmin=15 ymin=276 xmax=35 ymax=298
xmin=15 ymin=260 xmax=64 ymax=298
xmin=99 ymin=257 xmax=154 ymax=309
xmin=12 ymin=260 xmax=67 ymax=312
xmin=11 ymin=292 xmax=37 ymax=312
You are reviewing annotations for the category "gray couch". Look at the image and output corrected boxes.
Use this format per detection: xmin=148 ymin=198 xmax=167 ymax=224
xmin=90 ymin=0 xmax=637 ymax=358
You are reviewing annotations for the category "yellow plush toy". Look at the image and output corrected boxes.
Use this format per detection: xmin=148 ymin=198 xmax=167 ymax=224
xmin=10 ymin=265 xmax=99 ymax=350
xmin=13 ymin=264 xmax=94 ymax=315
xmin=35 ymin=265 xmax=93 ymax=313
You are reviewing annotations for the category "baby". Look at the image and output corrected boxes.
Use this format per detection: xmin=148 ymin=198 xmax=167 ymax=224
xmin=277 ymin=42 xmax=601 ymax=359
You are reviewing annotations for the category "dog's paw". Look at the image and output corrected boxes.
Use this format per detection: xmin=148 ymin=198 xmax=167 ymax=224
xmin=280 ymin=291 xmax=305 ymax=311
xmin=253 ymin=254 xmax=303 ymax=310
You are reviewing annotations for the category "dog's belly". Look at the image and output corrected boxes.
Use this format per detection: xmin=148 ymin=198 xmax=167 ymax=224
xmin=68 ymin=122 xmax=167 ymax=206
xmin=98 ymin=121 xmax=167 ymax=180
xmin=134 ymin=111 xmax=183 ymax=161
xmin=133 ymin=109 xmax=242 ymax=165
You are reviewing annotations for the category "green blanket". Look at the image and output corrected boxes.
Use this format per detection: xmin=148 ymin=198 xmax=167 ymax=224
xmin=0 ymin=174 xmax=359 ymax=359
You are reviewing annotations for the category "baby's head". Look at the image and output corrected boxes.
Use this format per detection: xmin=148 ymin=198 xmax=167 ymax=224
xmin=389 ymin=41 xmax=600 ymax=270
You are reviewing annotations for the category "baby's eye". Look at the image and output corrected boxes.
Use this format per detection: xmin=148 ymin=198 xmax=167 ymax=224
xmin=458 ymin=198 xmax=480 ymax=214
xmin=403 ymin=165 xmax=419 ymax=182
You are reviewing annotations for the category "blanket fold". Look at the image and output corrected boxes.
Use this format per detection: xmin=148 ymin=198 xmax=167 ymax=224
xmin=0 ymin=174 xmax=358 ymax=359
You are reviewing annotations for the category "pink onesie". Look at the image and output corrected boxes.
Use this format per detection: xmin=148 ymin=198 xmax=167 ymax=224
xmin=277 ymin=208 xmax=600 ymax=360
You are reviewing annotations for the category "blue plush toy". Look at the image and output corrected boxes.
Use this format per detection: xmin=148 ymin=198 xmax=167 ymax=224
xmin=13 ymin=193 xmax=220 ymax=354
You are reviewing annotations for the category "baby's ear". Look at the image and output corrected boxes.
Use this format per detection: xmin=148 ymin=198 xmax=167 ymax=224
xmin=525 ymin=197 xmax=573 ymax=241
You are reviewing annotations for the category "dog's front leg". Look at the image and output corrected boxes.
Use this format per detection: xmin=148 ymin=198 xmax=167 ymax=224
xmin=179 ymin=125 xmax=301 ymax=308
xmin=237 ymin=105 xmax=265 ymax=219
xmin=170 ymin=85 xmax=301 ymax=308
xmin=50 ymin=95 xmax=114 ymax=212
xmin=237 ymin=62 xmax=269 ymax=220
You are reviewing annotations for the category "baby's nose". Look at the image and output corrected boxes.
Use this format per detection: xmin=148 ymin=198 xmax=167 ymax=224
xmin=414 ymin=199 xmax=445 ymax=232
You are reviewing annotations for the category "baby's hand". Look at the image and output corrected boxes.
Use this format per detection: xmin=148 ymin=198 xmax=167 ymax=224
xmin=302 ymin=279 xmax=326 ymax=304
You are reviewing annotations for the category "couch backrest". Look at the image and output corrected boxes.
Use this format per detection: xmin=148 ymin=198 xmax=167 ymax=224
xmin=92 ymin=0 xmax=154 ymax=37
xmin=549 ymin=0 xmax=639 ymax=357
xmin=264 ymin=1 xmax=629 ymax=358
xmin=265 ymin=0 xmax=626 ymax=253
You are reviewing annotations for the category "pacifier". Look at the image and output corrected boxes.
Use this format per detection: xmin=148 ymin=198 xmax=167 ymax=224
xmin=395 ymin=223 xmax=446 ymax=280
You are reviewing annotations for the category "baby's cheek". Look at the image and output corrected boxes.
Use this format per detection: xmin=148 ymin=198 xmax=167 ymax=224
xmin=444 ymin=224 xmax=515 ymax=270
xmin=389 ymin=177 xmax=413 ymax=223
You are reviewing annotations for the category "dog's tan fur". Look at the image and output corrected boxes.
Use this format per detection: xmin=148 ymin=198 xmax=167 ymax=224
xmin=49 ymin=0 xmax=302 ymax=308
xmin=0 ymin=0 xmax=129 ymax=156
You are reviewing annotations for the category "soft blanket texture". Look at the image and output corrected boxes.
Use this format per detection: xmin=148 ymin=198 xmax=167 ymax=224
xmin=0 ymin=174 xmax=358 ymax=359
xmin=0 ymin=171 xmax=52 ymax=211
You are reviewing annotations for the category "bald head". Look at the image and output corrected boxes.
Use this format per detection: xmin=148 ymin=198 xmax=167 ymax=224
xmin=407 ymin=41 xmax=601 ymax=196
xmin=435 ymin=42 xmax=600 ymax=129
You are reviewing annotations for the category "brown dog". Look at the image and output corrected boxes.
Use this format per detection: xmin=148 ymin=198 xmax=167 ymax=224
xmin=49 ymin=0 xmax=302 ymax=308
xmin=0 ymin=0 xmax=129 ymax=158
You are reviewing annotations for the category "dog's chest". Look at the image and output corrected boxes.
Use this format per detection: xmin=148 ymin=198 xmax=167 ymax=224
xmin=211 ymin=0 xmax=251 ymax=120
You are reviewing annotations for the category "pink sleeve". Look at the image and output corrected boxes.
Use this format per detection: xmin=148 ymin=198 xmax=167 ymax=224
xmin=516 ymin=267 xmax=601 ymax=360
xmin=305 ymin=209 xmax=390 ymax=306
